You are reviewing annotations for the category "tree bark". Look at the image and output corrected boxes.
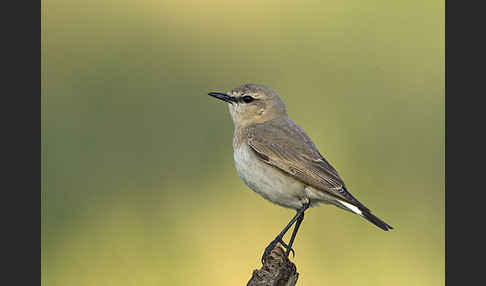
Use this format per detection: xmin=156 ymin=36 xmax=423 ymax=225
xmin=246 ymin=243 xmax=299 ymax=286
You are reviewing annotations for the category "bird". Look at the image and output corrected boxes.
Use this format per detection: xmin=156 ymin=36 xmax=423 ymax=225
xmin=208 ymin=83 xmax=393 ymax=261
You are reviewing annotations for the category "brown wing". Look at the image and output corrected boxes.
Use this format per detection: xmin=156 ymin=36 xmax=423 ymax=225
xmin=247 ymin=117 xmax=369 ymax=211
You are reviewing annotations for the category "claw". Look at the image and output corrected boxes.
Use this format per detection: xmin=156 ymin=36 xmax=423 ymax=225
xmin=261 ymin=237 xmax=295 ymax=263
xmin=285 ymin=247 xmax=295 ymax=258
xmin=278 ymin=240 xmax=295 ymax=257
xmin=261 ymin=240 xmax=277 ymax=264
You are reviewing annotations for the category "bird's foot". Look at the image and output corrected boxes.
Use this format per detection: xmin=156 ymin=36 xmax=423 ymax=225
xmin=261 ymin=237 xmax=295 ymax=263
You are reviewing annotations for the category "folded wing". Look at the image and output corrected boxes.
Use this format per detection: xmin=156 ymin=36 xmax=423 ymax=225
xmin=247 ymin=117 xmax=369 ymax=211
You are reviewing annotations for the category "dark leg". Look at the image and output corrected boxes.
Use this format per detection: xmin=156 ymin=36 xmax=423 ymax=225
xmin=261 ymin=202 xmax=310 ymax=263
xmin=286 ymin=212 xmax=304 ymax=257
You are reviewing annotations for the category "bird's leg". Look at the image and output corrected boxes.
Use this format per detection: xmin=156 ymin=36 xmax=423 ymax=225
xmin=286 ymin=212 xmax=304 ymax=257
xmin=261 ymin=202 xmax=310 ymax=263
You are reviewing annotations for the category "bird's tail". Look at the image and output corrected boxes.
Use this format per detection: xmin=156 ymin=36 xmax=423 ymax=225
xmin=361 ymin=210 xmax=394 ymax=231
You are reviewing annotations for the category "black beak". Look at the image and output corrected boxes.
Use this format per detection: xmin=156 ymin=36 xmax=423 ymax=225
xmin=208 ymin=92 xmax=236 ymax=104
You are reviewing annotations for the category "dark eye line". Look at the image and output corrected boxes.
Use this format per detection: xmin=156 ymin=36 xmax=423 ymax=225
xmin=239 ymin=95 xmax=255 ymax=103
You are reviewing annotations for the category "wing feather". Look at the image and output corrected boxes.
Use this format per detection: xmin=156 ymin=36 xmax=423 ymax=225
xmin=246 ymin=118 xmax=369 ymax=211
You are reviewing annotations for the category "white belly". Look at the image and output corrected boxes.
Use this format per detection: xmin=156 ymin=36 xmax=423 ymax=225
xmin=233 ymin=144 xmax=307 ymax=210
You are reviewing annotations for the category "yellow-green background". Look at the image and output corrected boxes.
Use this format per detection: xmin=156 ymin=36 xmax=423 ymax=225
xmin=41 ymin=0 xmax=444 ymax=285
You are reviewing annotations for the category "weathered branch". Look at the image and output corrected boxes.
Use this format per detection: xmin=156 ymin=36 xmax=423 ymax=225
xmin=246 ymin=243 xmax=299 ymax=286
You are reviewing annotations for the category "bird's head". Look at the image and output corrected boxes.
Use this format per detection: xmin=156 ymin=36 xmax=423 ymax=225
xmin=209 ymin=83 xmax=287 ymax=127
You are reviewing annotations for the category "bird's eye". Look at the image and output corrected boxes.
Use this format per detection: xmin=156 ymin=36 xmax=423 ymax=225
xmin=242 ymin=96 xmax=254 ymax=103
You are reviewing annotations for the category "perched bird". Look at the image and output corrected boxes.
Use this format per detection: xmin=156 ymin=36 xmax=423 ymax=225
xmin=209 ymin=83 xmax=393 ymax=261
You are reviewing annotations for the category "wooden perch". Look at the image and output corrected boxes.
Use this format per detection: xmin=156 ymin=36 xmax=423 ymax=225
xmin=246 ymin=243 xmax=299 ymax=286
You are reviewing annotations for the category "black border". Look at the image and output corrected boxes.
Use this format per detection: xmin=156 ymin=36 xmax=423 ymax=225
xmin=445 ymin=1 xmax=485 ymax=284
xmin=4 ymin=1 xmax=40 ymax=285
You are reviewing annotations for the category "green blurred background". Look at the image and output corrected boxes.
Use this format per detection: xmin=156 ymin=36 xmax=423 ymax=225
xmin=41 ymin=0 xmax=444 ymax=285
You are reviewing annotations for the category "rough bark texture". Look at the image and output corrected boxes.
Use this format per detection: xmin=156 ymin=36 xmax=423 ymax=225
xmin=247 ymin=243 xmax=299 ymax=286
